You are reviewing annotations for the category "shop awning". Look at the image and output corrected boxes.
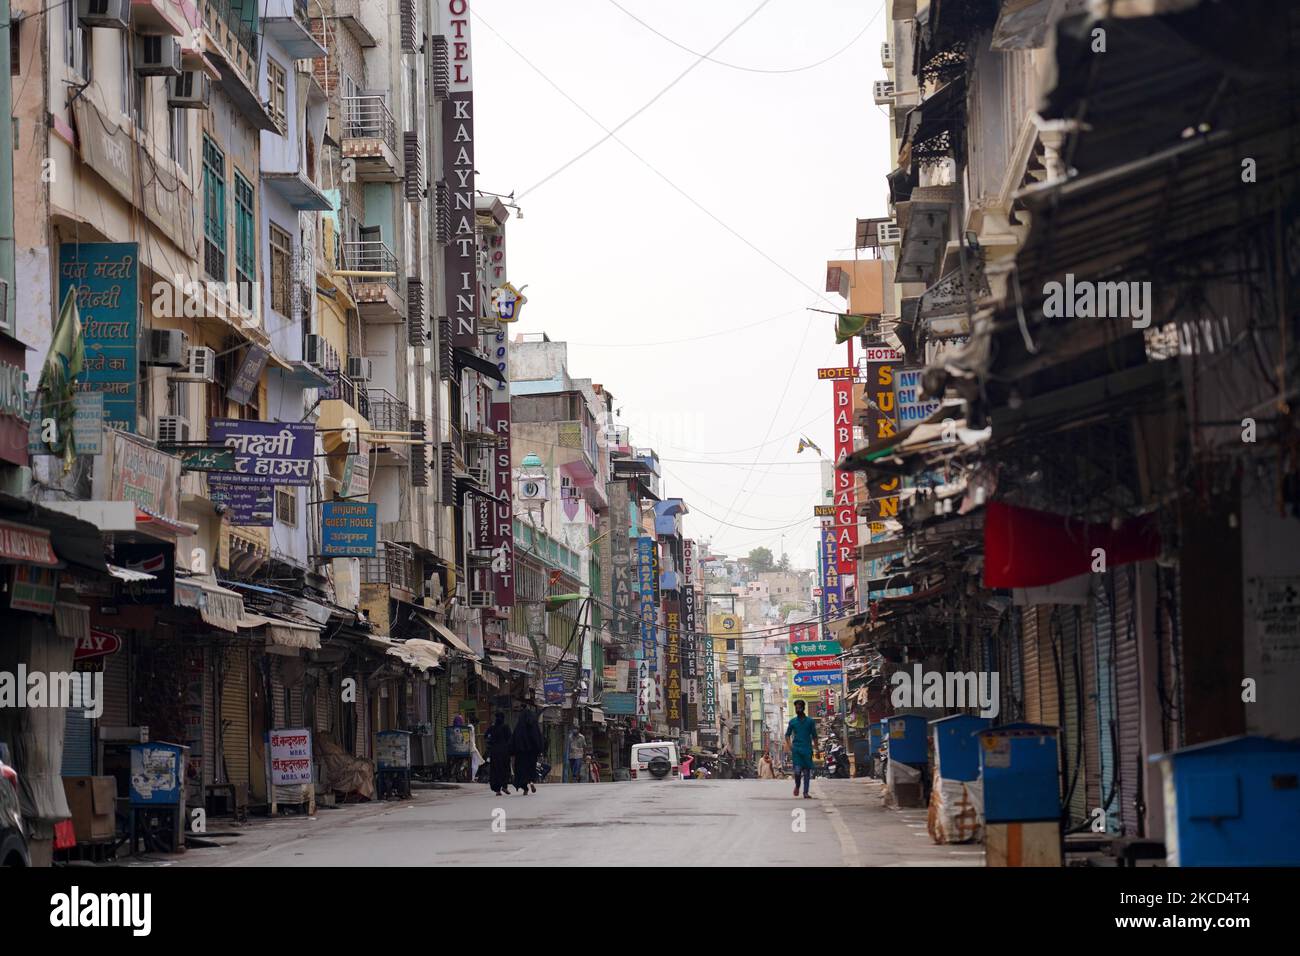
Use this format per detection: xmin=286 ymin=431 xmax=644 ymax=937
xmin=369 ymin=636 xmax=446 ymax=673
xmin=108 ymin=563 xmax=157 ymax=582
xmin=175 ymin=575 xmax=248 ymax=633
xmin=454 ymin=347 xmax=506 ymax=384
xmin=418 ymin=613 xmax=477 ymax=657
xmin=586 ymin=706 xmax=605 ymax=724
xmin=261 ymin=616 xmax=322 ymax=651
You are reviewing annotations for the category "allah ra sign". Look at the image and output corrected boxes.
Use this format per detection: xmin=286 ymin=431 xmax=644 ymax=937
xmin=490 ymin=282 xmax=527 ymax=323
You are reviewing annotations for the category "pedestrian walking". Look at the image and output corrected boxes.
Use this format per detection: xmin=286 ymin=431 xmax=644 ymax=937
xmin=567 ymin=725 xmax=587 ymax=783
xmin=785 ymin=699 xmax=818 ymax=799
xmin=511 ymin=701 xmax=544 ymax=795
xmin=467 ymin=718 xmax=485 ymax=782
xmin=487 ymin=712 xmax=513 ymax=795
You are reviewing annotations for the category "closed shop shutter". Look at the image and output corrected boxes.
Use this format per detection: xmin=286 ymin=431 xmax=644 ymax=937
xmin=1039 ymin=608 xmax=1060 ymax=732
xmin=203 ymin=648 xmax=216 ymax=789
xmin=1082 ymin=599 xmax=1101 ymax=823
xmin=431 ymin=674 xmax=449 ymax=762
xmin=1022 ymin=606 xmax=1040 ymax=723
xmin=1092 ymin=574 xmax=1119 ymax=832
xmin=356 ymin=678 xmax=370 ymax=759
xmin=61 ymin=707 xmax=94 ymax=776
xmin=1007 ymin=611 xmax=1024 ymax=722
xmin=314 ymin=671 xmax=333 ymax=737
xmin=220 ymin=646 xmax=250 ymax=787
xmin=289 ymin=676 xmax=304 ymax=728
xmin=101 ymin=643 xmax=131 ymax=727
xmin=1059 ymin=607 xmax=1087 ymax=828
xmin=1113 ymin=565 xmax=1142 ymax=836
xmin=271 ymin=658 xmax=287 ymax=728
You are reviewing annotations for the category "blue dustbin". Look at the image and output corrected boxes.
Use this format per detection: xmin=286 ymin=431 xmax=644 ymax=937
xmin=868 ymin=722 xmax=883 ymax=757
xmin=978 ymin=723 xmax=1059 ymax=824
xmin=887 ymin=714 xmax=928 ymax=767
xmin=128 ymin=742 xmax=188 ymax=806
xmin=1152 ymin=735 xmax=1300 ymax=866
xmin=931 ymin=714 xmax=990 ymax=782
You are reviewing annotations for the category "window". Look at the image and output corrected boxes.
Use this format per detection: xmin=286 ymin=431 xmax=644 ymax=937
xmin=267 ymin=59 xmax=287 ymax=133
xmin=167 ymin=379 xmax=190 ymax=420
xmin=169 ymin=104 xmax=189 ymax=167
xmin=275 ymin=487 xmax=297 ymax=527
xmin=233 ymin=172 xmax=255 ymax=312
xmin=269 ymin=224 xmax=292 ymax=316
xmin=10 ymin=19 xmax=18 ymax=76
xmin=132 ymin=75 xmax=147 ymax=132
xmin=121 ymin=40 xmax=131 ymax=116
xmin=64 ymin=4 xmax=77 ymax=70
xmin=202 ymin=137 xmax=226 ymax=280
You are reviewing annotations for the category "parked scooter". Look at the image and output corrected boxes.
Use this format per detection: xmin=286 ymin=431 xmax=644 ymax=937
xmin=825 ymin=743 xmax=851 ymax=779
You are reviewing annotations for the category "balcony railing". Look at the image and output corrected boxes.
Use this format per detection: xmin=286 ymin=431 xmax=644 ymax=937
xmin=343 ymin=240 xmax=399 ymax=292
xmin=321 ymin=370 xmax=370 ymax=420
xmin=367 ymin=388 xmax=409 ymax=435
xmin=342 ymin=95 xmax=397 ymax=153
xmin=360 ymin=541 xmax=415 ymax=592
xmin=204 ymin=0 xmax=260 ymax=62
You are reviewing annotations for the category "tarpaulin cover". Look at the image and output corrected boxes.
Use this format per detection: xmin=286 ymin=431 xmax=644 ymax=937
xmin=315 ymin=736 xmax=375 ymax=800
xmin=885 ymin=758 xmax=924 ymax=809
xmin=928 ymin=774 xmax=984 ymax=844
xmin=983 ymin=500 xmax=1160 ymax=588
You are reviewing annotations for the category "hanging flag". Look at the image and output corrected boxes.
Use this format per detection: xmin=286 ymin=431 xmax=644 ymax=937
xmin=37 ymin=286 xmax=86 ymax=472
xmin=835 ymin=312 xmax=869 ymax=344
xmin=796 ymin=436 xmax=823 ymax=456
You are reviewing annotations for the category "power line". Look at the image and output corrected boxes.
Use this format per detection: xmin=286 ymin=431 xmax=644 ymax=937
xmin=606 ymin=0 xmax=880 ymax=75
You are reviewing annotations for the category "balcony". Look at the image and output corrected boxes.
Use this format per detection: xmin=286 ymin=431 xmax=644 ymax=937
xmin=131 ymin=0 xmax=189 ymax=37
xmin=262 ymin=0 xmax=327 ymax=58
xmin=320 ymin=369 xmax=371 ymax=421
xmin=203 ymin=0 xmax=276 ymax=130
xmin=342 ymin=240 xmax=404 ymax=322
xmin=332 ymin=0 xmax=378 ymax=48
xmin=360 ymin=541 xmax=416 ymax=596
xmin=341 ymin=95 xmax=401 ymax=183
xmin=366 ymin=388 xmax=410 ymax=464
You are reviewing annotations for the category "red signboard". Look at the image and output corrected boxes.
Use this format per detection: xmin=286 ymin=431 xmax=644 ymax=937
xmin=0 ymin=520 xmax=58 ymax=566
xmin=792 ymin=655 xmax=839 ymax=672
xmin=817 ymin=367 xmax=856 ymax=380
xmin=832 ymin=379 xmax=857 ymax=577
xmin=74 ymin=629 xmax=122 ymax=660
xmin=788 ymin=622 xmax=817 ymax=644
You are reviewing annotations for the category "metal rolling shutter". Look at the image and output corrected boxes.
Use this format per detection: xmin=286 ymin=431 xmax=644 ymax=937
xmin=61 ymin=708 xmax=93 ymax=776
xmin=356 ymin=679 xmax=370 ymax=759
xmin=203 ymin=648 xmax=216 ymax=789
xmin=271 ymin=658 xmax=287 ymax=728
xmin=1092 ymin=574 xmax=1119 ymax=833
xmin=1082 ymin=599 xmax=1102 ymax=822
xmin=1039 ymin=608 xmax=1060 ymax=732
xmin=289 ymin=673 xmax=304 ymax=728
xmin=431 ymin=674 xmax=449 ymax=761
xmin=1113 ymin=565 xmax=1142 ymax=836
xmin=101 ymin=643 xmax=130 ymax=727
xmin=1007 ymin=610 xmax=1024 ymax=722
xmin=314 ymin=671 xmax=333 ymax=737
xmin=1059 ymin=607 xmax=1087 ymax=828
xmin=1022 ymin=606 xmax=1041 ymax=723
xmin=220 ymin=646 xmax=250 ymax=787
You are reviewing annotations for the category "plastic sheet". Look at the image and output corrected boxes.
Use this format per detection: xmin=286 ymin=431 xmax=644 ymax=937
xmin=884 ymin=758 xmax=922 ymax=808
xmin=928 ymin=772 xmax=984 ymax=844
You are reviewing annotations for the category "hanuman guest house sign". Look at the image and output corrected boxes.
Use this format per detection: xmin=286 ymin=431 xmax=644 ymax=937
xmin=442 ymin=0 xmax=478 ymax=348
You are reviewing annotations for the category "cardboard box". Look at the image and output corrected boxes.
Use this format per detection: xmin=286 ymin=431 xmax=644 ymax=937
xmin=62 ymin=776 xmax=118 ymax=843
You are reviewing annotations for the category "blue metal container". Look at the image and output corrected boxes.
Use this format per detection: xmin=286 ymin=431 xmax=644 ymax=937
xmin=128 ymin=742 xmax=188 ymax=806
xmin=887 ymin=714 xmax=929 ymax=767
xmin=1153 ymin=736 xmax=1300 ymax=867
xmin=977 ymin=723 xmax=1059 ymax=823
xmin=853 ymin=737 xmax=874 ymax=773
xmin=931 ymin=714 xmax=990 ymax=782
xmin=868 ymin=722 xmax=883 ymax=756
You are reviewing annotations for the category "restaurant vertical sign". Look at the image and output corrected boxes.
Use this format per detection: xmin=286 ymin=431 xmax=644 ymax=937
xmin=442 ymin=0 xmax=477 ymax=348
xmin=59 ymin=242 xmax=138 ymax=433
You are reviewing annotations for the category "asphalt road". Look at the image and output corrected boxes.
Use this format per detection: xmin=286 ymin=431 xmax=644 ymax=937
xmin=162 ymin=778 xmax=983 ymax=867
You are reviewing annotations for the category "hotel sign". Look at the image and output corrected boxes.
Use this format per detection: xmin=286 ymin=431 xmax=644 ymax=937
xmin=442 ymin=0 xmax=478 ymax=348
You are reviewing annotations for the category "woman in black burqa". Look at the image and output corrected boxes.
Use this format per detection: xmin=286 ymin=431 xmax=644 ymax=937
xmin=486 ymin=712 xmax=513 ymax=795
xmin=511 ymin=702 xmax=545 ymax=795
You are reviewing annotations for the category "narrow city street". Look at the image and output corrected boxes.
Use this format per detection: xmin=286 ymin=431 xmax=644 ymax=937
xmin=153 ymin=780 xmax=980 ymax=868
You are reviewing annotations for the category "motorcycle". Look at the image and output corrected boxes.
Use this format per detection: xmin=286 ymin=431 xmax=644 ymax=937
xmin=825 ymin=744 xmax=851 ymax=779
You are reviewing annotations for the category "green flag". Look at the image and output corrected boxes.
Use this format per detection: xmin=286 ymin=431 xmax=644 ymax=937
xmin=834 ymin=312 xmax=868 ymax=344
xmin=38 ymin=286 xmax=85 ymax=471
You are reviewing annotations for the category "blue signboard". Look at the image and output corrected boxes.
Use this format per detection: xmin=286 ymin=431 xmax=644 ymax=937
xmin=59 ymin=242 xmax=139 ymax=433
xmin=636 ymin=537 xmax=658 ymax=671
xmin=321 ymin=501 xmax=378 ymax=557
xmin=794 ymin=670 xmax=843 ymax=687
xmin=544 ymin=675 xmax=566 ymax=705
xmin=207 ymin=419 xmax=316 ymax=486
xmin=820 ymin=527 xmax=842 ymax=625
xmin=601 ymin=692 xmax=637 ymax=716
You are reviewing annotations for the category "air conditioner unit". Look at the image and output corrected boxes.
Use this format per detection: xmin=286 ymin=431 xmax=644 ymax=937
xmin=468 ymin=591 xmax=493 ymax=608
xmin=873 ymin=80 xmax=896 ymax=105
xmin=304 ymin=334 xmax=333 ymax=369
xmin=877 ymin=221 xmax=902 ymax=245
xmin=880 ymin=42 xmax=894 ymax=68
xmin=79 ymin=0 xmax=128 ymax=29
xmin=168 ymin=71 xmax=212 ymax=110
xmin=169 ymin=346 xmax=216 ymax=383
xmin=346 ymin=356 xmax=372 ymax=381
xmin=135 ymin=35 xmax=183 ymax=77
xmin=468 ymin=465 xmax=490 ymax=486
xmin=145 ymin=329 xmax=187 ymax=367
xmin=157 ymin=415 xmax=190 ymax=445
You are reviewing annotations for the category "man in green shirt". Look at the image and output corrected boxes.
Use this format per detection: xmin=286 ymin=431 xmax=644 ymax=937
xmin=785 ymin=699 xmax=817 ymax=798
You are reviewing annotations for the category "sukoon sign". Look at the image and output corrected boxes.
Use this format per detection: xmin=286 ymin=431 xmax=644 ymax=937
xmin=442 ymin=0 xmax=477 ymax=347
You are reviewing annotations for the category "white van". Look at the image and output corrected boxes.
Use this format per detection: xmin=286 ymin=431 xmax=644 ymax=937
xmin=629 ymin=741 xmax=680 ymax=782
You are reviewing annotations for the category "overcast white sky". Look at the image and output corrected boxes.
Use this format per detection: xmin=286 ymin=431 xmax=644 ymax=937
xmin=472 ymin=0 xmax=892 ymax=570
